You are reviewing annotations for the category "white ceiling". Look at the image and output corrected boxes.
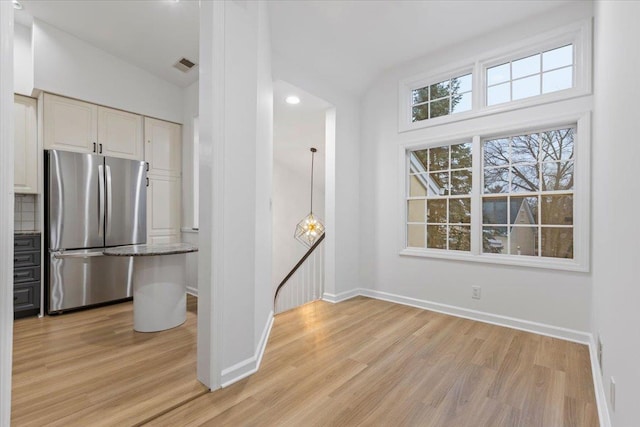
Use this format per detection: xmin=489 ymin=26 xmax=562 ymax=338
xmin=12 ymin=0 xmax=573 ymax=94
xmin=14 ymin=0 xmax=200 ymax=88
xmin=274 ymin=80 xmax=330 ymax=188
xmin=268 ymin=0 xmax=574 ymax=95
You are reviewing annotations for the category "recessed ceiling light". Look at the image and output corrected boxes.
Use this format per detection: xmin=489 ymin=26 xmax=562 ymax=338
xmin=285 ymin=96 xmax=300 ymax=105
xmin=12 ymin=0 xmax=23 ymax=10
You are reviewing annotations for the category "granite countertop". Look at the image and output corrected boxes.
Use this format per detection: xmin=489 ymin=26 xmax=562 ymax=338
xmin=103 ymin=243 xmax=198 ymax=257
xmin=14 ymin=231 xmax=41 ymax=236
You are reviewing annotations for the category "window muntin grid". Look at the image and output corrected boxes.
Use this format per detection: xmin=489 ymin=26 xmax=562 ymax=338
xmin=486 ymin=44 xmax=574 ymax=106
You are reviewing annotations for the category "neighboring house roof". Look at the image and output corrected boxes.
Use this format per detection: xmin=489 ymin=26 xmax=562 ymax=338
xmin=482 ymin=197 xmax=536 ymax=228
xmin=409 ymin=153 xmax=445 ymax=195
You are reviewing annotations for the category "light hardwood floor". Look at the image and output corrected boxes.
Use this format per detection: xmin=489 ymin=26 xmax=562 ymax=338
xmin=12 ymin=296 xmax=599 ymax=427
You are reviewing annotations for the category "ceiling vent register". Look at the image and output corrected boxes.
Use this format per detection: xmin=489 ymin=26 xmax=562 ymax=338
xmin=173 ymin=57 xmax=197 ymax=73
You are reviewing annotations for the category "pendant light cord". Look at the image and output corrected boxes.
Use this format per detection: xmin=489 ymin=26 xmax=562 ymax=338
xmin=310 ymin=147 xmax=316 ymax=214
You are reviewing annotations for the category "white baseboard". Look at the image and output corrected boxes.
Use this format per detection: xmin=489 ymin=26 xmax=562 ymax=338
xmin=359 ymin=288 xmax=591 ymax=344
xmin=186 ymin=285 xmax=198 ymax=297
xmin=322 ymin=288 xmax=360 ymax=303
xmin=588 ymin=336 xmax=611 ymax=427
xmin=220 ymin=311 xmax=274 ymax=388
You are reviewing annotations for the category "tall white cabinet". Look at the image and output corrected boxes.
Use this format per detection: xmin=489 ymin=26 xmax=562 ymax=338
xmin=144 ymin=117 xmax=182 ymax=244
xmin=14 ymin=95 xmax=39 ymax=194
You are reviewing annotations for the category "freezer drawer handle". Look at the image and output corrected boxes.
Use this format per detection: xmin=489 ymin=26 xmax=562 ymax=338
xmin=53 ymin=251 xmax=105 ymax=259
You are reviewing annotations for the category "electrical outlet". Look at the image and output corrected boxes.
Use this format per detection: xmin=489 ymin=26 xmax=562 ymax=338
xmin=597 ymin=335 xmax=603 ymax=375
xmin=610 ymin=377 xmax=616 ymax=411
xmin=472 ymin=286 xmax=481 ymax=300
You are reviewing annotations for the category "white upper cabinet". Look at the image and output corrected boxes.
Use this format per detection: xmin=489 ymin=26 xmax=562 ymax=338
xmin=97 ymin=106 xmax=143 ymax=160
xmin=43 ymin=93 xmax=97 ymax=154
xmin=14 ymin=95 xmax=39 ymax=194
xmin=144 ymin=117 xmax=181 ymax=177
xmin=43 ymin=93 xmax=144 ymax=160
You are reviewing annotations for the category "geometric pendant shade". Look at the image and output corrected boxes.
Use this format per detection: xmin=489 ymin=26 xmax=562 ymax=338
xmin=294 ymin=147 xmax=325 ymax=247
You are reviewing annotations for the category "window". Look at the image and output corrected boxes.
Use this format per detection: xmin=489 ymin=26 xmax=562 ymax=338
xmin=410 ymin=73 xmax=472 ymax=123
xmin=398 ymin=20 xmax=591 ymax=133
xmin=407 ymin=142 xmax=472 ymax=251
xmin=401 ymin=117 xmax=589 ymax=272
xmin=482 ymin=127 xmax=574 ymax=259
xmin=486 ymin=45 xmax=573 ymax=106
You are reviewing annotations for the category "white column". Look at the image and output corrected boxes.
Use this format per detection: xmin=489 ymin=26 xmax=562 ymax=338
xmin=0 ymin=3 xmax=14 ymax=425
xmin=197 ymin=0 xmax=224 ymax=390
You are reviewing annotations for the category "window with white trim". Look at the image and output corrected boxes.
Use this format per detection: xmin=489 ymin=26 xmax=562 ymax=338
xmin=486 ymin=44 xmax=574 ymax=106
xmin=482 ymin=126 xmax=574 ymax=258
xmin=398 ymin=20 xmax=591 ymax=133
xmin=402 ymin=119 xmax=588 ymax=271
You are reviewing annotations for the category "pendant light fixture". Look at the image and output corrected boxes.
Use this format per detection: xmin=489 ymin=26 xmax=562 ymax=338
xmin=294 ymin=147 xmax=325 ymax=247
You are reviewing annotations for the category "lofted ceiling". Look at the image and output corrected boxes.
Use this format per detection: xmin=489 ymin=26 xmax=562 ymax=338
xmin=14 ymin=0 xmax=199 ymax=88
xmin=268 ymin=0 xmax=575 ymax=95
xmin=12 ymin=0 xmax=574 ymax=94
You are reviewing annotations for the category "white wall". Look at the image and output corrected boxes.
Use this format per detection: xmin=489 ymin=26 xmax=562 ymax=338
xmin=182 ymin=80 xmax=199 ymax=230
xmin=198 ymin=0 xmax=273 ymax=388
xmin=592 ymin=2 xmax=640 ymax=425
xmin=32 ymin=19 xmax=183 ymax=123
xmin=14 ymin=23 xmax=33 ymax=96
xmin=181 ymin=80 xmax=199 ymax=294
xmin=253 ymin=0 xmax=274 ymax=351
xmin=359 ymin=1 xmax=594 ymax=332
xmin=272 ymin=102 xmax=326 ymax=289
xmin=272 ymin=54 xmax=361 ymax=299
xmin=272 ymin=159 xmax=325 ymax=288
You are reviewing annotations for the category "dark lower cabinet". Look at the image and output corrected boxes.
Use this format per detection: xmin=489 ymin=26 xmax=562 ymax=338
xmin=14 ymin=234 xmax=41 ymax=318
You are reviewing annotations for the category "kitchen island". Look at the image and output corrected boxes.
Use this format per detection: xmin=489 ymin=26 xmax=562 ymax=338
xmin=104 ymin=243 xmax=198 ymax=332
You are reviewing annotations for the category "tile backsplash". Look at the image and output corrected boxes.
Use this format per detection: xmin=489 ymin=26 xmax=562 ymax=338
xmin=14 ymin=194 xmax=40 ymax=232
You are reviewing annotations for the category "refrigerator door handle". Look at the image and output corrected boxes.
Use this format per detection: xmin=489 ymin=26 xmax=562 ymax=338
xmin=98 ymin=164 xmax=105 ymax=238
xmin=106 ymin=164 xmax=113 ymax=239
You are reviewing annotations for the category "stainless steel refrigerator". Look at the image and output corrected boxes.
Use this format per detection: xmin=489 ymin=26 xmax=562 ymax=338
xmin=45 ymin=150 xmax=147 ymax=313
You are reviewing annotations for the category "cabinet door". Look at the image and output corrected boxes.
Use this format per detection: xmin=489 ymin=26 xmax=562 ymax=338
xmin=147 ymin=175 xmax=181 ymax=243
xmin=43 ymin=94 xmax=98 ymax=154
xmin=144 ymin=117 xmax=181 ymax=177
xmin=14 ymin=95 xmax=38 ymax=194
xmin=98 ymin=106 xmax=143 ymax=160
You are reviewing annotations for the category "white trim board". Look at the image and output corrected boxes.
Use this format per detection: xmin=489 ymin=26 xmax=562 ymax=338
xmin=588 ymin=336 xmax=612 ymax=427
xmin=322 ymin=288 xmax=360 ymax=304
xmin=220 ymin=311 xmax=274 ymax=388
xmin=324 ymin=287 xmax=590 ymax=344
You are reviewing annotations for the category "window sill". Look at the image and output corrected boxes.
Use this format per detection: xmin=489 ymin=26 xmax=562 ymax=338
xmin=399 ymin=248 xmax=588 ymax=272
